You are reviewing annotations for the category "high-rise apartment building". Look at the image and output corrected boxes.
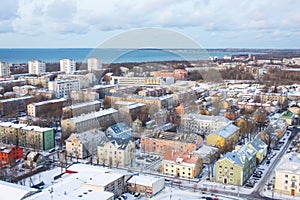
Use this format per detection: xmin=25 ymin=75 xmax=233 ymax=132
xmin=28 ymin=60 xmax=46 ymax=75
xmin=60 ymin=59 xmax=76 ymax=74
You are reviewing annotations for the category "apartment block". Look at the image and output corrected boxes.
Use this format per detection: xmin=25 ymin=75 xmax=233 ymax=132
xmin=0 ymin=122 xmax=54 ymax=151
xmin=61 ymin=108 xmax=118 ymax=138
xmin=48 ymin=78 xmax=80 ymax=98
xmin=0 ymin=62 xmax=10 ymax=77
xmin=28 ymin=60 xmax=46 ymax=75
xmin=60 ymin=59 xmax=76 ymax=74
xmin=141 ymin=132 xmax=203 ymax=155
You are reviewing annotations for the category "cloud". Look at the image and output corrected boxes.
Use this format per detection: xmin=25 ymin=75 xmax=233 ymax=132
xmin=46 ymin=0 xmax=77 ymax=21
xmin=0 ymin=0 xmax=19 ymax=20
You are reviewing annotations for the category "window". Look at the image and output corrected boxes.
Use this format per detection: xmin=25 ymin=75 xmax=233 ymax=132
xmin=230 ymin=167 xmax=234 ymax=170
xmin=219 ymin=165 xmax=222 ymax=168
xmin=285 ymin=180 xmax=288 ymax=184
xmin=285 ymin=174 xmax=288 ymax=178
xmin=182 ymin=172 xmax=185 ymax=175
xmin=165 ymin=169 xmax=168 ymax=172
xmin=229 ymin=178 xmax=233 ymax=182
xmin=188 ymin=173 xmax=191 ymax=176
xmin=219 ymin=171 xmax=222 ymax=174
xmin=230 ymin=172 xmax=234 ymax=176
xmin=218 ymin=176 xmax=222 ymax=180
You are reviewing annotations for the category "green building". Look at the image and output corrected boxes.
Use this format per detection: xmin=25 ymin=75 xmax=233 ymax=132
xmin=215 ymin=145 xmax=256 ymax=186
xmin=0 ymin=122 xmax=55 ymax=151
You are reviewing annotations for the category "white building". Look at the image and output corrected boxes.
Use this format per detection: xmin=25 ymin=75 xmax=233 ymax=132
xmin=275 ymin=152 xmax=300 ymax=197
xmin=179 ymin=114 xmax=230 ymax=135
xmin=87 ymin=58 xmax=102 ymax=71
xmin=48 ymin=78 xmax=80 ymax=98
xmin=60 ymin=59 xmax=76 ymax=74
xmin=28 ymin=60 xmax=46 ymax=75
xmin=0 ymin=62 xmax=10 ymax=77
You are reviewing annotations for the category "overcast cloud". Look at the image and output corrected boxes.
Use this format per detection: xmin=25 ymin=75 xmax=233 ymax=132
xmin=1 ymin=0 xmax=299 ymax=48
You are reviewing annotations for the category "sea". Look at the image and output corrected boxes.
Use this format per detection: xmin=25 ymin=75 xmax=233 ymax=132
xmin=0 ymin=48 xmax=254 ymax=64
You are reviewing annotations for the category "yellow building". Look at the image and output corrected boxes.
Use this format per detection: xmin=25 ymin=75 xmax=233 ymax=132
xmin=206 ymin=124 xmax=240 ymax=153
xmin=247 ymin=136 xmax=268 ymax=164
xmin=97 ymin=138 xmax=135 ymax=167
xmin=275 ymin=153 xmax=300 ymax=197
xmin=162 ymin=150 xmax=202 ymax=179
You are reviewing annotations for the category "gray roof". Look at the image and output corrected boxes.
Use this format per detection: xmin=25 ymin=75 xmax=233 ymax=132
xmin=214 ymin=124 xmax=239 ymax=138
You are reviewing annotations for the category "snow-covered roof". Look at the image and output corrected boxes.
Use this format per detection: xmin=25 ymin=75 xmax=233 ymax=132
xmin=127 ymin=175 xmax=164 ymax=187
xmin=276 ymin=152 xmax=300 ymax=174
xmin=0 ymin=180 xmax=37 ymax=200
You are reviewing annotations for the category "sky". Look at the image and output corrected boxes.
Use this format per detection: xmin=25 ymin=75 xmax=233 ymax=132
xmin=1 ymin=0 xmax=300 ymax=48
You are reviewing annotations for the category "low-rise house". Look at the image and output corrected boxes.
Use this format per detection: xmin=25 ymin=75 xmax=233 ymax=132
xmin=127 ymin=175 xmax=165 ymax=197
xmin=162 ymin=150 xmax=203 ymax=179
xmin=280 ymin=110 xmax=295 ymax=125
xmin=247 ymin=136 xmax=268 ymax=164
xmin=0 ymin=144 xmax=23 ymax=167
xmin=215 ymin=145 xmax=256 ymax=186
xmin=275 ymin=153 xmax=300 ymax=197
xmin=193 ymin=144 xmax=220 ymax=165
xmin=97 ymin=137 xmax=135 ymax=167
xmin=206 ymin=124 xmax=240 ymax=153
xmin=24 ymin=152 xmax=45 ymax=168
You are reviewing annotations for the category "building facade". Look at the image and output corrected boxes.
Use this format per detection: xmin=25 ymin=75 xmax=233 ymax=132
xmin=0 ymin=122 xmax=54 ymax=151
xmin=27 ymin=98 xmax=66 ymax=118
xmin=0 ymin=144 xmax=23 ymax=167
xmin=61 ymin=108 xmax=118 ymax=138
xmin=141 ymin=132 xmax=203 ymax=155
xmin=28 ymin=60 xmax=46 ymax=75
xmin=60 ymin=59 xmax=76 ymax=74
xmin=215 ymin=145 xmax=256 ymax=186
xmin=87 ymin=57 xmax=102 ymax=71
xmin=179 ymin=114 xmax=230 ymax=136
xmin=275 ymin=153 xmax=300 ymax=197
xmin=97 ymin=138 xmax=135 ymax=167
xmin=48 ymin=78 xmax=80 ymax=98
xmin=162 ymin=150 xmax=203 ymax=179
xmin=0 ymin=62 xmax=10 ymax=77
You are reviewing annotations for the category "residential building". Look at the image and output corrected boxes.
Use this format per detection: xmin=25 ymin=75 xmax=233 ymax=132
xmin=13 ymin=85 xmax=37 ymax=97
xmin=206 ymin=124 xmax=240 ymax=153
xmin=280 ymin=110 xmax=295 ymax=125
xmin=0 ymin=62 xmax=10 ymax=77
xmin=27 ymin=98 xmax=66 ymax=119
xmin=28 ymin=60 xmax=46 ymax=75
xmin=87 ymin=57 xmax=102 ymax=71
xmin=48 ymin=78 xmax=80 ymax=98
xmin=0 ymin=96 xmax=34 ymax=117
xmin=162 ymin=150 xmax=203 ymax=179
xmin=215 ymin=145 xmax=256 ymax=186
xmin=63 ymin=100 xmax=101 ymax=118
xmin=60 ymin=59 xmax=76 ymax=74
xmin=0 ymin=79 xmax=26 ymax=92
xmin=65 ymin=129 xmax=108 ymax=159
xmin=110 ymin=76 xmax=174 ymax=86
xmin=259 ymin=93 xmax=288 ymax=109
xmin=0 ymin=122 xmax=55 ymax=151
xmin=275 ymin=153 xmax=300 ymax=197
xmin=57 ymin=73 xmax=96 ymax=89
xmin=97 ymin=137 xmax=135 ymax=167
xmin=0 ymin=144 xmax=23 ymax=167
xmin=18 ymin=75 xmax=51 ymax=88
xmin=24 ymin=151 xmax=45 ymax=168
xmin=193 ymin=144 xmax=220 ymax=165
xmin=70 ymin=90 xmax=99 ymax=104
xmin=141 ymin=131 xmax=203 ymax=155
xmin=92 ymin=84 xmax=114 ymax=99
xmin=127 ymin=175 xmax=165 ymax=197
xmin=106 ymin=122 xmax=132 ymax=139
xmin=61 ymin=108 xmax=118 ymax=138
xmin=247 ymin=136 xmax=268 ymax=164
xmin=113 ymin=101 xmax=146 ymax=125
xmin=106 ymin=94 xmax=173 ymax=110
xmin=179 ymin=114 xmax=230 ymax=136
